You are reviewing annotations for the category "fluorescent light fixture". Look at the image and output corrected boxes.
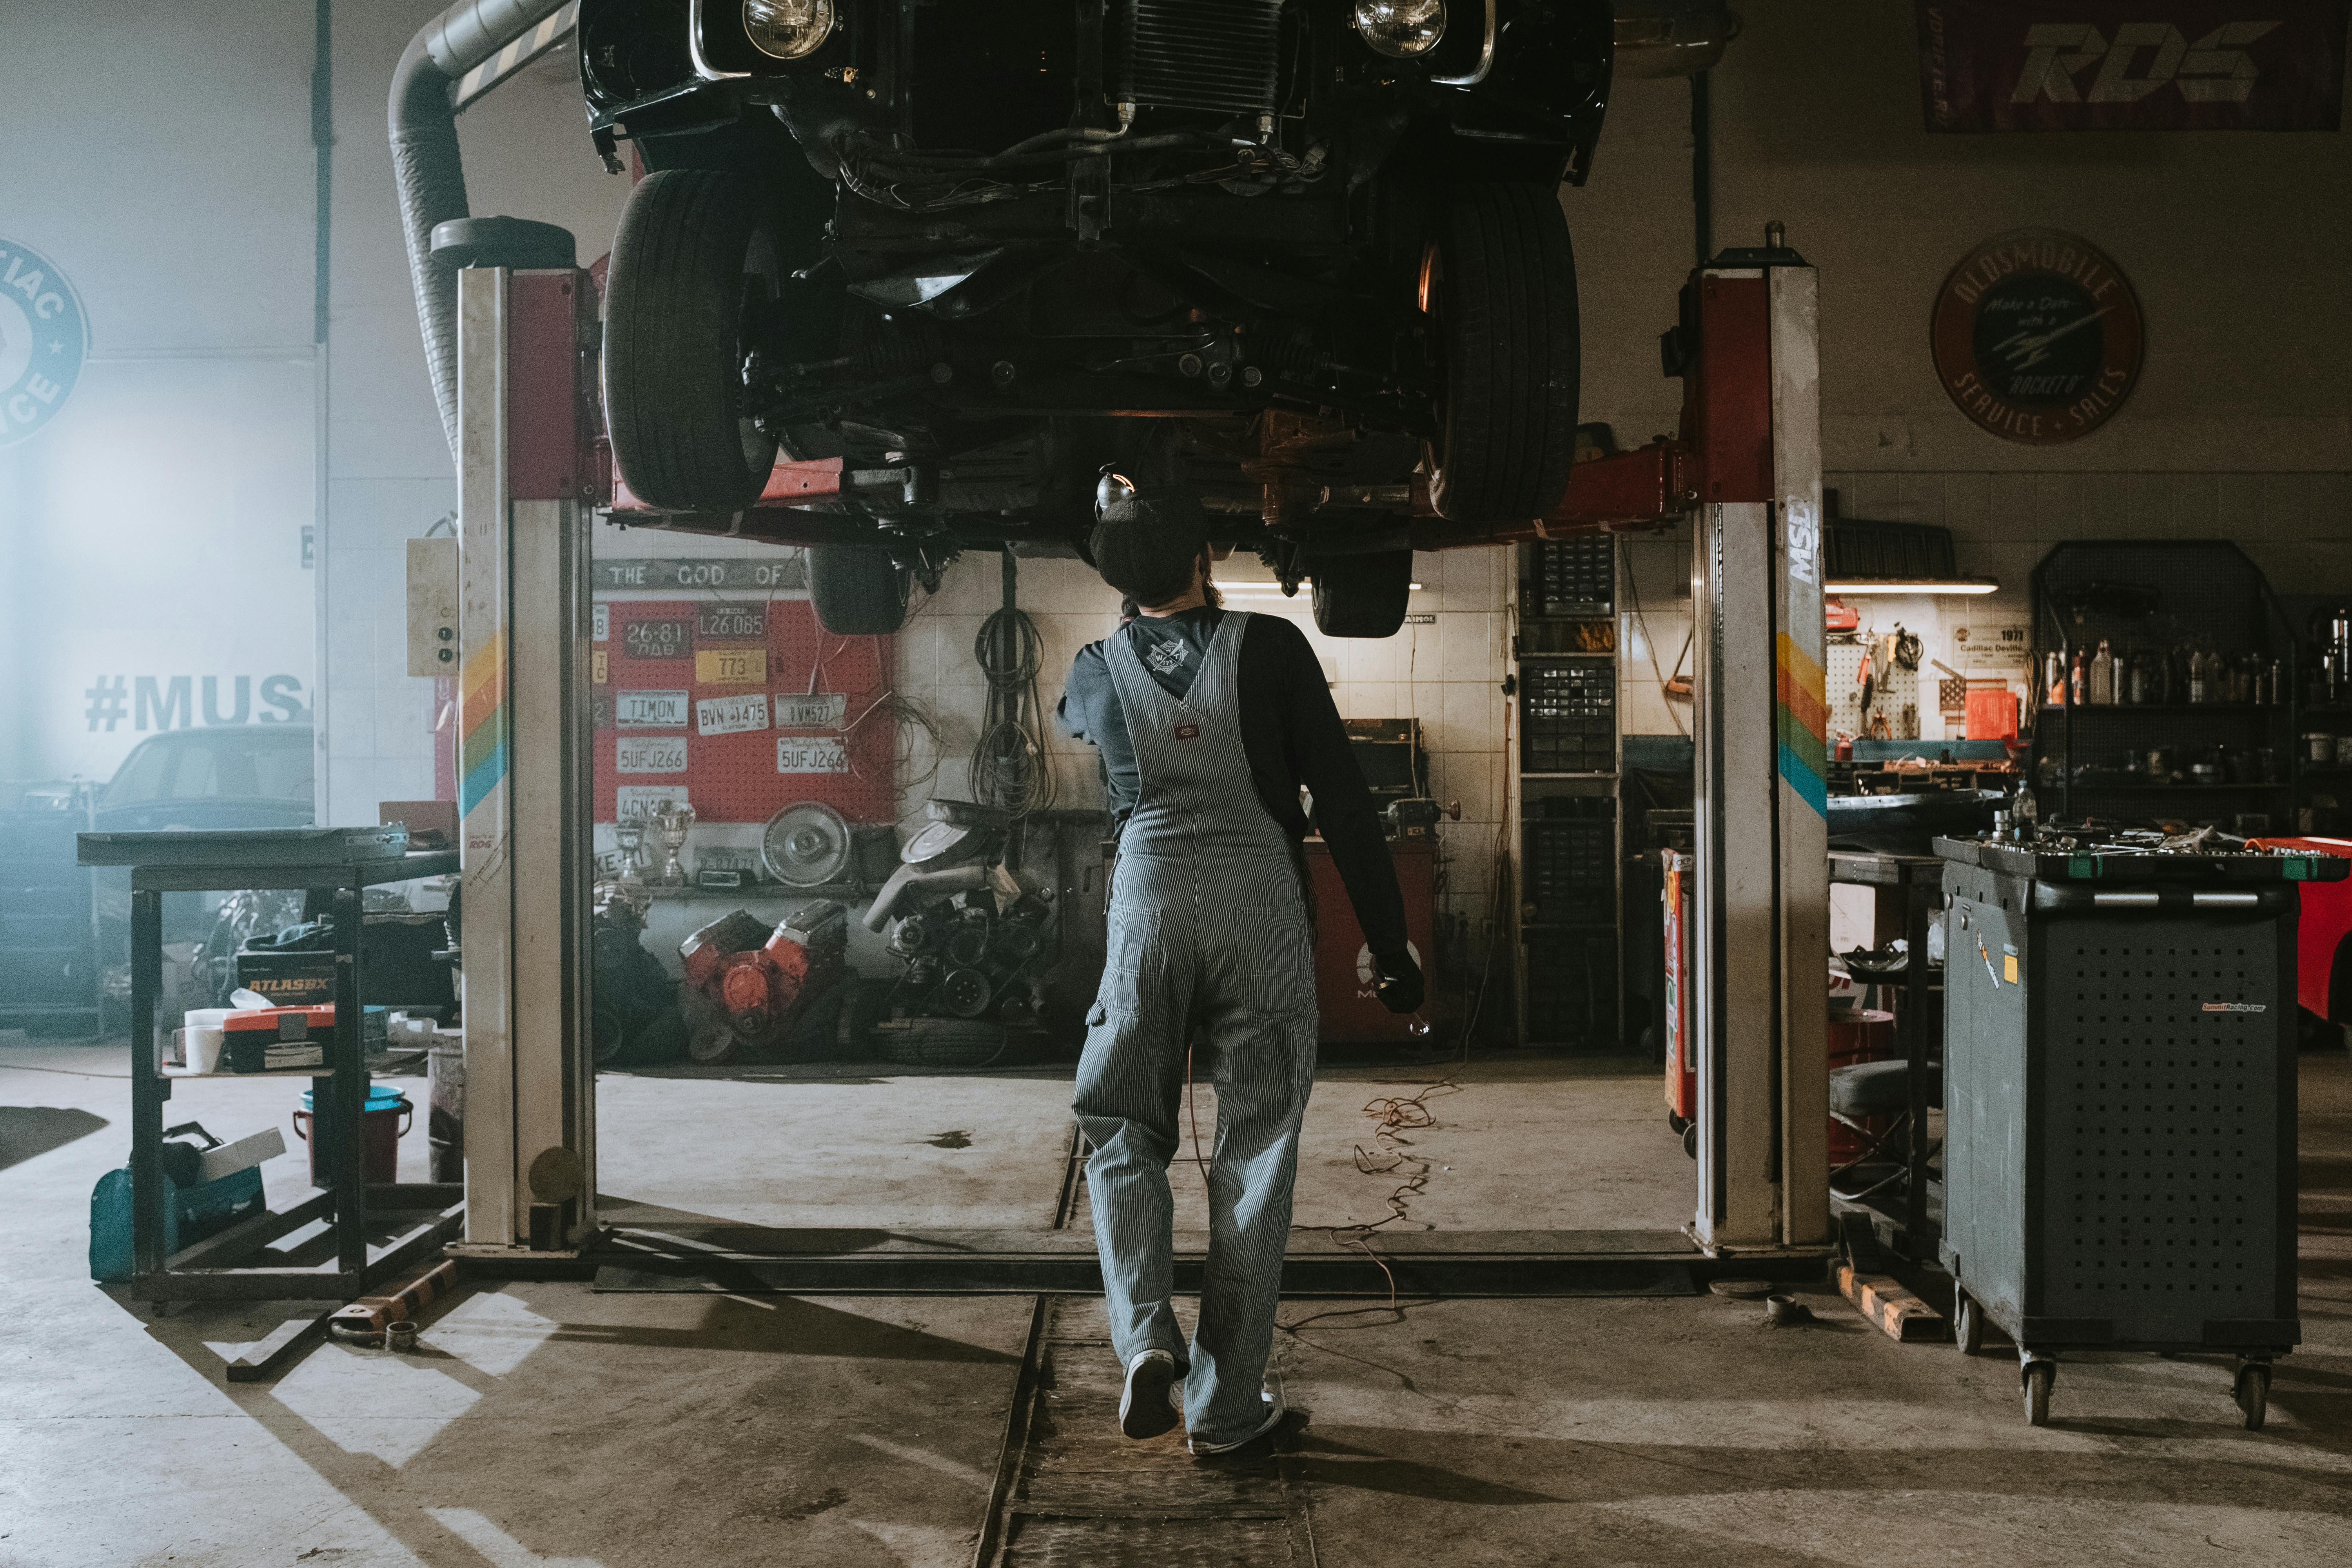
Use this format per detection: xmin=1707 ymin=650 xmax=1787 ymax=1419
xmin=1824 ymin=578 xmax=1999 ymax=596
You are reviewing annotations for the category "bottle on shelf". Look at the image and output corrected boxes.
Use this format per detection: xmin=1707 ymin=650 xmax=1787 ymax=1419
xmin=2089 ymin=639 xmax=2116 ymax=705
xmin=2070 ymin=649 xmax=2086 ymax=707
xmin=2125 ymin=650 xmax=2151 ymax=706
xmin=2229 ymin=653 xmax=2256 ymax=706
xmin=2045 ymin=650 xmax=2066 ymax=706
xmin=2188 ymin=646 xmax=2210 ymax=705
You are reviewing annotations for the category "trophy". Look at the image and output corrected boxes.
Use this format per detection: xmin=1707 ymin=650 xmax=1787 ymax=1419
xmin=650 ymin=801 xmax=697 ymax=887
xmin=613 ymin=810 xmax=649 ymax=892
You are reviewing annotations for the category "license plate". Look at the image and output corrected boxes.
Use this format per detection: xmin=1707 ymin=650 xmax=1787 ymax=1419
xmin=697 ymin=693 xmax=770 ymax=736
xmin=591 ymin=650 xmax=608 ymax=684
xmin=696 ymin=648 xmax=767 ymax=684
xmin=696 ymin=604 xmax=767 ymax=640
xmin=622 ymin=618 xmax=688 ymax=660
xmin=614 ymin=785 xmax=689 ymax=820
xmin=592 ymin=604 xmax=610 ymax=642
xmin=773 ymin=691 xmax=847 ymax=728
xmin=777 ymin=736 xmax=850 ymax=774
xmin=615 ymin=690 xmax=690 ymax=728
xmin=616 ymin=735 xmax=688 ymax=774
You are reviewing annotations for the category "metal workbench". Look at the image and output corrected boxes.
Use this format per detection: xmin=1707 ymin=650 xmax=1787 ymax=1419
xmin=91 ymin=842 xmax=463 ymax=1305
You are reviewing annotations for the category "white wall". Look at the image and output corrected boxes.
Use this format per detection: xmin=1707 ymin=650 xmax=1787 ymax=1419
xmin=0 ymin=2 xmax=321 ymax=788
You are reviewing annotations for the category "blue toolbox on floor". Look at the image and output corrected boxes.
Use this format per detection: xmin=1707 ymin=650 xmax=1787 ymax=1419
xmin=89 ymin=1122 xmax=278 ymax=1282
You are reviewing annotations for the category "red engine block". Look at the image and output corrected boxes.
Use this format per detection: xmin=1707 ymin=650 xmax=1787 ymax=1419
xmin=678 ymin=902 xmax=848 ymax=1062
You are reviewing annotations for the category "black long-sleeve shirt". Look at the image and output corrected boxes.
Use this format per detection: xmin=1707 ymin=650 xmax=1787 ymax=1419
xmin=1056 ymin=606 xmax=1409 ymax=959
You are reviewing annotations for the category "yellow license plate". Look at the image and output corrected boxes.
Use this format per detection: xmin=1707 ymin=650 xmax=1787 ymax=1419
xmin=695 ymin=648 xmax=767 ymax=685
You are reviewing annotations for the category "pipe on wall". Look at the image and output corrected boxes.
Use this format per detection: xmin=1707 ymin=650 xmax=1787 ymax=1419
xmin=388 ymin=0 xmax=570 ymax=465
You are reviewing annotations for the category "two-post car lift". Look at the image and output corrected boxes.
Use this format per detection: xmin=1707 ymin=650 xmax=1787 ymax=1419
xmin=441 ymin=225 xmax=1830 ymax=1281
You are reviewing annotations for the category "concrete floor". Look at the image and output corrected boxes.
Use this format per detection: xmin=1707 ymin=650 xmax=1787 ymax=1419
xmin=5 ymin=1039 xmax=2349 ymax=1567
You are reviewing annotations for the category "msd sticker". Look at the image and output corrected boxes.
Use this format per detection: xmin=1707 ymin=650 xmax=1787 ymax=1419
xmin=2202 ymin=1002 xmax=2268 ymax=1014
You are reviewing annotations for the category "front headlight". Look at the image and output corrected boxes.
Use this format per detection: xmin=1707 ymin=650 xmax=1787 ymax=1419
xmin=743 ymin=0 xmax=835 ymax=60
xmin=1352 ymin=0 xmax=1446 ymax=58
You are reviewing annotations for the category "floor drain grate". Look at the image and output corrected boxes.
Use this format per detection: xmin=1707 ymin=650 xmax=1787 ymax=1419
xmin=975 ymin=1295 xmax=1316 ymax=1567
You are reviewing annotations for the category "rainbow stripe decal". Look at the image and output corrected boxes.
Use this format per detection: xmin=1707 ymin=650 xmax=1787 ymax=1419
xmin=1775 ymin=632 xmax=1828 ymax=818
xmin=458 ymin=637 xmax=508 ymax=819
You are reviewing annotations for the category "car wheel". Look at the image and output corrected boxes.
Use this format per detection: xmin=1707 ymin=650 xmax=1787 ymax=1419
xmin=1424 ymin=182 xmax=1580 ymax=524
xmin=809 ymin=546 xmax=913 ymax=635
xmin=604 ymin=169 xmax=780 ymax=512
xmin=1309 ymin=551 xmax=1412 ymax=638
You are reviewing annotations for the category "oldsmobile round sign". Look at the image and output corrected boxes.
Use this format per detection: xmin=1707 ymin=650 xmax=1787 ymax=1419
xmin=1930 ymin=229 xmax=2143 ymax=445
xmin=0 ymin=240 xmax=87 ymax=448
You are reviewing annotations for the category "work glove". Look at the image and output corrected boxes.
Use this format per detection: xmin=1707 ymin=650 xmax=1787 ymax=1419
xmin=1372 ymin=947 xmax=1425 ymax=1015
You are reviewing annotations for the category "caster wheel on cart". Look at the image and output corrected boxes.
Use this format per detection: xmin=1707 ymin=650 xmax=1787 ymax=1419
xmin=2235 ymin=1363 xmax=2271 ymax=1432
xmin=1681 ymin=1122 xmax=1699 ymax=1160
xmin=1954 ymin=1290 xmax=1985 ymax=1356
xmin=2022 ymin=1361 xmax=2056 ymax=1427
xmin=1668 ymin=1111 xmax=1688 ymax=1135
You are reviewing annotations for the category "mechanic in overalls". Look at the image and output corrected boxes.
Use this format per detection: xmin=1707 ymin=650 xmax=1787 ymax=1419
xmin=1059 ymin=490 xmax=1425 ymax=1458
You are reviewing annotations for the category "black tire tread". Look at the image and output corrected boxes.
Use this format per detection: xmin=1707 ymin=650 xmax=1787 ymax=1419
xmin=1310 ymin=550 xmax=1413 ymax=639
xmin=808 ymin=546 xmax=912 ymax=635
xmin=1431 ymin=182 xmax=1580 ymax=523
xmin=605 ymin=169 xmax=773 ymax=512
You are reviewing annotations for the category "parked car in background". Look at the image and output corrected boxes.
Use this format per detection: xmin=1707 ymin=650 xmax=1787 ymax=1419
xmin=0 ymin=727 xmax=315 ymax=1034
xmin=581 ymin=0 xmax=1613 ymax=637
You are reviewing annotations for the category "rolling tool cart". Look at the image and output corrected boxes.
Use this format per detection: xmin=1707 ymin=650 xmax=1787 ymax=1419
xmin=1935 ymin=833 xmax=2343 ymax=1428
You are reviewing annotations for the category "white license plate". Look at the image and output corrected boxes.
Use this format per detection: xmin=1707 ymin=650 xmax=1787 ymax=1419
xmin=697 ymin=693 xmax=770 ymax=735
xmin=773 ymin=691 xmax=848 ymax=728
xmin=617 ymin=735 xmax=688 ymax=774
xmin=777 ymin=736 xmax=849 ymax=774
xmin=613 ymin=785 xmax=688 ymax=821
xmin=615 ymin=690 xmax=690 ymax=728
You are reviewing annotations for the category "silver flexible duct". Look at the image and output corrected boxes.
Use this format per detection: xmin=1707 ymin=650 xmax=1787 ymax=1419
xmin=389 ymin=0 xmax=571 ymax=465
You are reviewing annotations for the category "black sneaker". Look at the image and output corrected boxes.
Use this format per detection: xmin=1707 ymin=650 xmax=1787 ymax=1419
xmin=1119 ymin=1350 xmax=1180 ymax=1440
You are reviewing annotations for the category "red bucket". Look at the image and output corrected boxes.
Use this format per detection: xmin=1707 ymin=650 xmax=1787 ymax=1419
xmin=1826 ymin=1008 xmax=1896 ymax=1165
xmin=293 ymin=1087 xmax=412 ymax=1187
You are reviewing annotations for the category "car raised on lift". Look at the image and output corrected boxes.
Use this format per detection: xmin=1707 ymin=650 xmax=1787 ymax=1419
xmin=579 ymin=0 xmax=1614 ymax=636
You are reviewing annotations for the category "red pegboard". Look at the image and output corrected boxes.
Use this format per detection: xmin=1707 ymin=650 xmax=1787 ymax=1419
xmin=592 ymin=598 xmax=897 ymax=824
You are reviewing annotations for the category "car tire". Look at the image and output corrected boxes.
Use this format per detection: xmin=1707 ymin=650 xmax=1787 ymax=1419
xmin=1425 ymin=182 xmax=1580 ymax=524
xmin=809 ymin=546 xmax=913 ymax=635
xmin=1310 ymin=551 xmax=1413 ymax=638
xmin=604 ymin=169 xmax=780 ymax=512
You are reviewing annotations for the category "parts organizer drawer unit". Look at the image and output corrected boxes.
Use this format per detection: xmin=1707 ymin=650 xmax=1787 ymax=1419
xmin=1529 ymin=537 xmax=1616 ymax=619
xmin=1519 ymin=659 xmax=1615 ymax=775
xmin=1525 ymin=803 xmax=1615 ymax=924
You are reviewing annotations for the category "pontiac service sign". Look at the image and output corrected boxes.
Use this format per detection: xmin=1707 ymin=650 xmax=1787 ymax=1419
xmin=1916 ymin=4 xmax=2347 ymax=131
xmin=0 ymin=240 xmax=87 ymax=447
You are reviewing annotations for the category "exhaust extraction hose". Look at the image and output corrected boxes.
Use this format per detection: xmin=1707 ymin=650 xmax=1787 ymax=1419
xmin=388 ymin=0 xmax=570 ymax=465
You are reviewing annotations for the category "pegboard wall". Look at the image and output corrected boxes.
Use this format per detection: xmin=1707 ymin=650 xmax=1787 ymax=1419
xmin=591 ymin=597 xmax=896 ymax=824
xmin=1826 ymin=636 xmax=1922 ymax=740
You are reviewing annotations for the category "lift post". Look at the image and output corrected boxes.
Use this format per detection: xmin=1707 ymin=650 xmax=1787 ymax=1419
xmin=450 ymin=260 xmax=601 ymax=1256
xmin=1681 ymin=238 xmax=1831 ymax=1251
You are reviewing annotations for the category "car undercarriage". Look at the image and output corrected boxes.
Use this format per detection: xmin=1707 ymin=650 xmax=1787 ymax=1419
xmin=581 ymin=0 xmax=1613 ymax=633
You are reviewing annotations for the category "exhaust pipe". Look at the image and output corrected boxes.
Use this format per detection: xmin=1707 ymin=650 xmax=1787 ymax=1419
xmin=389 ymin=0 xmax=572 ymax=465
